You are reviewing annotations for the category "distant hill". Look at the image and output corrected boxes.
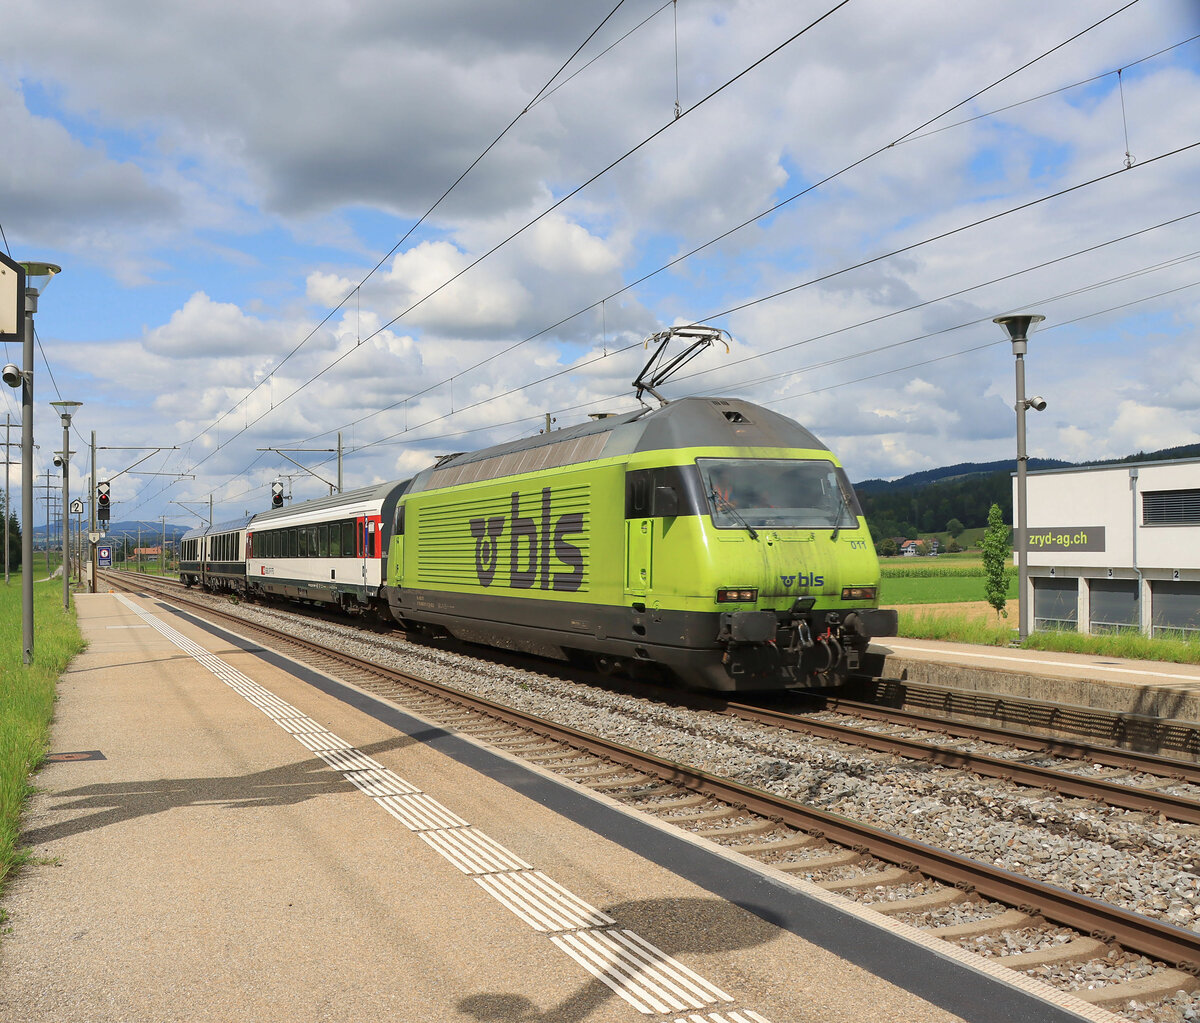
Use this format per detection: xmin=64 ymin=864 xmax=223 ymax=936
xmin=855 ymin=457 xmax=1071 ymax=494
xmin=854 ymin=442 xmax=1200 ymax=541
xmin=33 ymin=521 xmax=192 ymax=543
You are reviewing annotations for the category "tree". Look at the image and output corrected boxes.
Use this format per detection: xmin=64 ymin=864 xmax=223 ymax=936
xmin=876 ymin=537 xmax=899 ymax=557
xmin=980 ymin=503 xmax=1011 ymax=618
xmin=945 ymin=517 xmax=965 ymax=538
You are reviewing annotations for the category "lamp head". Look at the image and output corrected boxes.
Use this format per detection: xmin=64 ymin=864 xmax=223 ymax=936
xmin=19 ymin=261 xmax=61 ymax=295
xmin=994 ymin=313 xmax=1045 ymax=355
xmin=1027 ymin=395 xmax=1047 ymax=412
xmin=2 ymin=363 xmax=20 ymax=388
xmin=50 ymin=399 xmax=82 ymax=426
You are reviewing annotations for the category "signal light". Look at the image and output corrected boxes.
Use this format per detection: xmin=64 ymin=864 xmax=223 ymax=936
xmin=97 ymin=481 xmax=111 ymax=523
xmin=270 ymin=481 xmax=284 ymax=509
xmin=716 ymin=587 xmax=757 ymax=603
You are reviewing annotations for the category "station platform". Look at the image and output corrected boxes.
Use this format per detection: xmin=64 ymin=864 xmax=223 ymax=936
xmin=879 ymin=637 xmax=1200 ymax=723
xmin=0 ymin=592 xmax=1117 ymax=1023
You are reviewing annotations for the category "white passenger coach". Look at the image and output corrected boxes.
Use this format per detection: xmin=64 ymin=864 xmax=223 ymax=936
xmin=246 ymin=480 xmax=410 ymax=613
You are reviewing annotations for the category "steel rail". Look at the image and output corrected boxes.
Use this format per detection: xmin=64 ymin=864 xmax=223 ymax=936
xmin=108 ymin=573 xmax=1200 ymax=973
xmin=721 ymin=702 xmax=1200 ymax=824
xmin=813 ymin=695 xmax=1200 ymax=785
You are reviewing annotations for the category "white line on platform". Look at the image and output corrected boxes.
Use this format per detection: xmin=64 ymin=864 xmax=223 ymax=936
xmin=114 ymin=593 xmax=774 ymax=1022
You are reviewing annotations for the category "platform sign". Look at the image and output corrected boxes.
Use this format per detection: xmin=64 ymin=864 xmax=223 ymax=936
xmin=70 ymin=498 xmax=84 ymax=515
xmin=0 ymin=253 xmax=24 ymax=343
xmin=97 ymin=545 xmax=112 ymax=568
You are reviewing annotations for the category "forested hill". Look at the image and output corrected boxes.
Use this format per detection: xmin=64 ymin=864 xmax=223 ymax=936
xmin=854 ymin=442 xmax=1200 ymax=539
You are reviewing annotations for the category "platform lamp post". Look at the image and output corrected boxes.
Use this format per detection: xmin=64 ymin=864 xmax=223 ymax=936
xmin=51 ymin=400 xmax=82 ymax=611
xmin=994 ymin=313 xmax=1047 ymax=644
xmin=2 ymin=260 xmax=60 ymax=664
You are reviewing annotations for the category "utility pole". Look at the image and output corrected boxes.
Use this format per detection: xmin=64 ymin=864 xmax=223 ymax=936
xmin=35 ymin=474 xmax=59 ymax=574
xmin=3 ymin=412 xmax=12 ymax=584
xmin=90 ymin=430 xmax=97 ymax=592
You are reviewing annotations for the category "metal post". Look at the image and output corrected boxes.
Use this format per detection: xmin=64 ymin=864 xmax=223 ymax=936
xmin=21 ymin=294 xmax=34 ymax=663
xmin=337 ymin=431 xmax=343 ymax=494
xmin=1014 ymin=348 xmax=1029 ymax=643
xmin=995 ymin=313 xmax=1045 ymax=645
xmin=90 ymin=430 xmax=97 ymax=592
xmin=4 ymin=412 xmax=10 ymax=585
xmin=62 ymin=422 xmax=69 ymax=610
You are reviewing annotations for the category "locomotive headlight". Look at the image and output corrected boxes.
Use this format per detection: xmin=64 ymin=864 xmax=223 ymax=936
xmin=841 ymin=586 xmax=877 ymax=601
xmin=716 ymin=587 xmax=758 ymax=603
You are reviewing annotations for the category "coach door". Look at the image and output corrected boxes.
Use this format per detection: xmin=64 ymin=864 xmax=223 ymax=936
xmin=355 ymin=512 xmax=382 ymax=598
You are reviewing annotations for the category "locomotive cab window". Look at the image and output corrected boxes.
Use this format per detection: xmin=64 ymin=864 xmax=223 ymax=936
xmin=697 ymin=458 xmax=861 ymax=531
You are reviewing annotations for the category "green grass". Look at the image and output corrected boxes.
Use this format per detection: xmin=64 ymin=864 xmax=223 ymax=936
xmin=897 ymin=608 xmax=1200 ymax=663
xmin=881 ymin=573 xmax=1017 ymax=604
xmin=896 ymin=608 xmax=1016 ymax=645
xmin=0 ymin=572 xmax=85 ymax=888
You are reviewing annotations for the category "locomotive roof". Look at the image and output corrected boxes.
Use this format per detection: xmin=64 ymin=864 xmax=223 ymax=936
xmin=410 ymin=397 xmax=829 ymax=493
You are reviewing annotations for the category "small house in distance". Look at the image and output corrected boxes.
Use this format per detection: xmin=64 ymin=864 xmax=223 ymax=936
xmin=1016 ymin=457 xmax=1200 ymax=636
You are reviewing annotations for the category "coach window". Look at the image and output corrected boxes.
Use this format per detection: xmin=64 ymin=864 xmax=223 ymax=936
xmin=319 ymin=524 xmax=329 ymax=558
xmin=329 ymin=523 xmax=341 ymax=558
xmin=298 ymin=528 xmax=308 ymax=558
xmin=308 ymin=526 xmax=318 ymax=558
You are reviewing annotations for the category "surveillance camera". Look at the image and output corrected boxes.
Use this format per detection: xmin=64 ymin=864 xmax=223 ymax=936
xmin=1028 ymin=395 xmax=1047 ymax=412
xmin=2 ymin=363 xmax=20 ymax=388
xmin=53 ymin=454 xmax=63 ymax=467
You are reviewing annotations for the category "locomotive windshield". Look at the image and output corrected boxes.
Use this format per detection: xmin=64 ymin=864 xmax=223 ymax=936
xmin=697 ymin=458 xmax=862 ymax=531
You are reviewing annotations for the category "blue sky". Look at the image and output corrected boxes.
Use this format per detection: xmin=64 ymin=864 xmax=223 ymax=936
xmin=1 ymin=0 xmax=1199 ymax=531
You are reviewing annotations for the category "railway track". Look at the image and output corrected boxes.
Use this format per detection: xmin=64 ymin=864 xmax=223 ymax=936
xmin=102 ymin=571 xmax=1200 ymax=1017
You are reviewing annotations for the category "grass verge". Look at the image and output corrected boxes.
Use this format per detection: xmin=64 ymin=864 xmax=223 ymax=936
xmin=1 ymin=575 xmax=85 ymax=888
xmin=897 ymin=607 xmax=1200 ymax=664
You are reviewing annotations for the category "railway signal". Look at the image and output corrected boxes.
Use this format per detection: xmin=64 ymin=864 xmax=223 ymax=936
xmin=97 ymin=481 xmax=111 ymax=523
xmin=271 ymin=481 xmax=284 ymax=509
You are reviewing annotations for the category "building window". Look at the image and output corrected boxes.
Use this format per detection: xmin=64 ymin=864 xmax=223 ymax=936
xmin=1089 ymin=579 xmax=1139 ymax=633
xmin=1143 ymin=489 xmax=1200 ymax=525
xmin=1033 ymin=577 xmax=1077 ymax=632
xmin=1151 ymin=580 xmax=1200 ymax=636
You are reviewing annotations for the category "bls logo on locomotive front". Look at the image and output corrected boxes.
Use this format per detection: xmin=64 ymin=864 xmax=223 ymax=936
xmin=470 ymin=489 xmax=585 ymax=591
xmin=779 ymin=571 xmax=824 ymax=590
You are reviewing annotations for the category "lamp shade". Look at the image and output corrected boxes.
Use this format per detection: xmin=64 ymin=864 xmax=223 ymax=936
xmin=19 ymin=261 xmax=61 ymax=294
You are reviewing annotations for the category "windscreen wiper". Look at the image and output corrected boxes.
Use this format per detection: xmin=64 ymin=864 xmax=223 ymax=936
xmin=710 ymin=489 xmax=758 ymax=541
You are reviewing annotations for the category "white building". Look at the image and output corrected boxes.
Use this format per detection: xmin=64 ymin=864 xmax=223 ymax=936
xmin=1016 ymin=457 xmax=1200 ymax=636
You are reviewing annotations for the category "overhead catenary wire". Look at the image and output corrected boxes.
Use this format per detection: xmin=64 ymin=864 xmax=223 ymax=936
xmin=289 ymin=0 xmax=1157 ymax=451
xmin=172 ymin=0 xmax=858 ymax=477
xmin=148 ymin=131 xmax=1198 ymax=518
xmin=180 ymin=0 xmax=636 ymax=451
xmin=134 ymin=1 xmax=1173 ymax=513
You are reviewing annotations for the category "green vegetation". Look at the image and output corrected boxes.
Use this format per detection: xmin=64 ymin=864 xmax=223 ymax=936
xmin=897 ymin=609 xmax=1200 ymax=664
xmin=1023 ymin=627 xmax=1200 ymax=665
xmin=882 ymin=573 xmax=1017 ymax=604
xmin=0 ymin=574 xmax=85 ymax=888
xmin=980 ymin=503 xmax=1011 ymax=619
xmin=897 ymin=608 xmax=1015 ymax=645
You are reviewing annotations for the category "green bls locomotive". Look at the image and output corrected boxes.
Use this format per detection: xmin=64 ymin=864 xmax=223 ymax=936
xmin=386 ymin=395 xmax=896 ymax=691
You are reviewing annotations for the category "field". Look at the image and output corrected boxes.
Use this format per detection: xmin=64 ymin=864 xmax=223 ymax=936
xmin=878 ymin=554 xmax=1017 ymax=605
xmin=0 ymin=571 xmax=86 ymax=890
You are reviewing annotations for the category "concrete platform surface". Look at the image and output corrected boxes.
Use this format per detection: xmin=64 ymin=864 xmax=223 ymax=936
xmin=0 ymin=593 xmax=1112 ymax=1022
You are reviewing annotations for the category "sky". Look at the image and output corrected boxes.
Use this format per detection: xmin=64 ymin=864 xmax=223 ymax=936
xmin=2 ymin=0 xmax=1199 ymax=532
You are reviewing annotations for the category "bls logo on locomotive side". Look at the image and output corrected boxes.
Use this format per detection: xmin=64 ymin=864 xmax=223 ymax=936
xmin=471 ymin=489 xmax=585 ymax=591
